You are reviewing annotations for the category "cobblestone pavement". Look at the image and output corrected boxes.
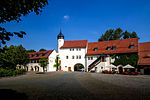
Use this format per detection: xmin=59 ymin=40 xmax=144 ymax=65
xmin=0 ymin=72 xmax=150 ymax=100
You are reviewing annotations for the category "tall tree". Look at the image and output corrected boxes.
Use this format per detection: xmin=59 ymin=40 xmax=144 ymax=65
xmin=0 ymin=45 xmax=29 ymax=69
xmin=98 ymin=28 xmax=138 ymax=41
xmin=0 ymin=0 xmax=48 ymax=47
xmin=130 ymin=32 xmax=139 ymax=38
xmin=122 ymin=31 xmax=131 ymax=39
xmin=98 ymin=29 xmax=114 ymax=41
xmin=112 ymin=28 xmax=123 ymax=40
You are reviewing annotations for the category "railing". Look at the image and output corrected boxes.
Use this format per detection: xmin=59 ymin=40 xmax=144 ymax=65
xmin=88 ymin=56 xmax=101 ymax=71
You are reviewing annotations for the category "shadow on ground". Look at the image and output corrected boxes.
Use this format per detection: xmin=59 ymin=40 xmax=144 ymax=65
xmin=0 ymin=89 xmax=28 ymax=100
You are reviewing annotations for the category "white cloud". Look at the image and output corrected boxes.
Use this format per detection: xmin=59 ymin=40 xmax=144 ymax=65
xmin=63 ymin=15 xmax=70 ymax=20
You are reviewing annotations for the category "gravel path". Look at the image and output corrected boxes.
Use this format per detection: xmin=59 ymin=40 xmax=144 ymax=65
xmin=0 ymin=72 xmax=150 ymax=100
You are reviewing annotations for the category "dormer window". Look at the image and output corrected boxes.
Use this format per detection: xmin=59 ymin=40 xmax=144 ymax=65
xmin=42 ymin=53 xmax=45 ymax=56
xmin=35 ymin=54 xmax=39 ymax=57
xmin=106 ymin=47 xmax=111 ymax=50
xmin=128 ymin=45 xmax=134 ymax=49
xmin=93 ymin=47 xmax=98 ymax=51
xmin=112 ymin=46 xmax=117 ymax=50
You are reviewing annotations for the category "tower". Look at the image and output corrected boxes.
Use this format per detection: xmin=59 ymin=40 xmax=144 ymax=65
xmin=57 ymin=30 xmax=64 ymax=53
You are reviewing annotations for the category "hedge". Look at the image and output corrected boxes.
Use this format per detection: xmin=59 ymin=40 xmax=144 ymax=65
xmin=0 ymin=68 xmax=26 ymax=77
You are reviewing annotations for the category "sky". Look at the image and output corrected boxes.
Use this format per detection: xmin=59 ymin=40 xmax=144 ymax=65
xmin=2 ymin=0 xmax=150 ymax=51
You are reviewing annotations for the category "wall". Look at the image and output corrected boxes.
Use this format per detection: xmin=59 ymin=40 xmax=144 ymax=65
xmin=59 ymin=48 xmax=86 ymax=71
xmin=26 ymin=63 xmax=44 ymax=72
xmin=86 ymin=55 xmax=112 ymax=72
xmin=48 ymin=50 xmax=57 ymax=71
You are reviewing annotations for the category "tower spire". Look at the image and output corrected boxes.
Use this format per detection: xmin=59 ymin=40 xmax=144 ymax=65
xmin=57 ymin=29 xmax=64 ymax=39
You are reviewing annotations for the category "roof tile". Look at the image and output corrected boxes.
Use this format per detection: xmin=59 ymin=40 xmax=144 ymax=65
xmin=87 ymin=38 xmax=138 ymax=55
xmin=28 ymin=50 xmax=53 ymax=60
xmin=60 ymin=40 xmax=87 ymax=48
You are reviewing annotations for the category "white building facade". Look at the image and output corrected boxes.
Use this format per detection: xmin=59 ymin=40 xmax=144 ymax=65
xmin=27 ymin=31 xmax=138 ymax=73
xmin=57 ymin=31 xmax=138 ymax=73
xmin=27 ymin=50 xmax=57 ymax=72
xmin=57 ymin=31 xmax=88 ymax=71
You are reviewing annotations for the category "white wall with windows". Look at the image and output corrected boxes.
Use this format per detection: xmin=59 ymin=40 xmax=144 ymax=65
xmin=86 ymin=55 xmax=112 ymax=72
xmin=59 ymin=48 xmax=86 ymax=71
xmin=27 ymin=50 xmax=57 ymax=72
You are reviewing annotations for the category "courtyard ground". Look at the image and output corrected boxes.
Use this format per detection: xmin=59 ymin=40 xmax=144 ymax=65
xmin=0 ymin=71 xmax=150 ymax=100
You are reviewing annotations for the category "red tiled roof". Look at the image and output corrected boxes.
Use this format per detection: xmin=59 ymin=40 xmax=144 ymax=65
xmin=87 ymin=38 xmax=138 ymax=55
xmin=60 ymin=40 xmax=88 ymax=48
xmin=138 ymin=42 xmax=150 ymax=65
xmin=28 ymin=50 xmax=53 ymax=60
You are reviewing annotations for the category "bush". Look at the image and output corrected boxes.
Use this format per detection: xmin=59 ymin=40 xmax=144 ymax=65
xmin=0 ymin=68 xmax=26 ymax=77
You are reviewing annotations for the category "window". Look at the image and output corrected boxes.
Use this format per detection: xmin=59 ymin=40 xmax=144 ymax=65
xmin=106 ymin=47 xmax=111 ymax=50
xmin=79 ymin=55 xmax=81 ymax=59
xmin=76 ymin=48 xmax=78 ymax=51
xmin=101 ymin=67 xmax=103 ymax=69
xmin=70 ymin=48 xmax=74 ymax=51
xmin=93 ymin=47 xmax=98 ymax=51
xmin=79 ymin=48 xmax=81 ymax=51
xmin=128 ymin=45 xmax=134 ymax=49
xmin=112 ymin=46 xmax=117 ymax=50
xmin=66 ymin=56 xmax=69 ymax=59
xmin=76 ymin=55 xmax=78 ymax=59
xmin=88 ymin=57 xmax=93 ymax=60
xmin=72 ymin=56 xmax=74 ymax=59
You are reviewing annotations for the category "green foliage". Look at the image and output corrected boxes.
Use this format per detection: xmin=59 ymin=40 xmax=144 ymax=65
xmin=0 ymin=45 xmax=29 ymax=69
xmin=26 ymin=49 xmax=36 ymax=53
xmin=39 ymin=58 xmax=48 ymax=72
xmin=0 ymin=0 xmax=48 ymax=23
xmin=113 ymin=54 xmax=138 ymax=68
xmin=0 ymin=68 xmax=26 ymax=77
xmin=39 ymin=48 xmax=46 ymax=51
xmin=53 ymin=56 xmax=61 ymax=71
xmin=98 ymin=28 xmax=139 ymax=41
xmin=0 ymin=0 xmax=48 ymax=46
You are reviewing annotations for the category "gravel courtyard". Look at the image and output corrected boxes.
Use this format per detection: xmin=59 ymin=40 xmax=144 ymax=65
xmin=0 ymin=72 xmax=150 ymax=100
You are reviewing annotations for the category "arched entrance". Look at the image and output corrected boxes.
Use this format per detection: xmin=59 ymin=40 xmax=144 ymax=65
xmin=34 ymin=66 xmax=39 ymax=72
xmin=74 ymin=63 xmax=84 ymax=72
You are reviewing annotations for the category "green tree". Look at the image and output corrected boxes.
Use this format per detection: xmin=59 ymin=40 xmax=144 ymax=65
xmin=113 ymin=54 xmax=138 ymax=68
xmin=0 ymin=0 xmax=48 ymax=46
xmin=26 ymin=49 xmax=36 ymax=53
xmin=0 ymin=45 xmax=29 ymax=69
xmin=130 ymin=32 xmax=139 ymax=38
xmin=98 ymin=28 xmax=138 ymax=41
xmin=39 ymin=48 xmax=46 ymax=51
xmin=122 ymin=31 xmax=131 ymax=39
xmin=39 ymin=57 xmax=48 ymax=72
xmin=53 ymin=56 xmax=61 ymax=71
xmin=112 ymin=28 xmax=123 ymax=40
